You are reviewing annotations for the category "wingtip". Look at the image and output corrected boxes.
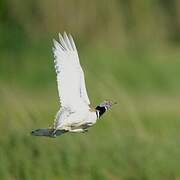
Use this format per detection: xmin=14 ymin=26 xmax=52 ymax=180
xmin=53 ymin=37 xmax=65 ymax=51
xmin=53 ymin=38 xmax=57 ymax=45
xmin=59 ymin=32 xmax=64 ymax=40
xmin=68 ymin=33 xmax=77 ymax=51
xmin=63 ymin=31 xmax=73 ymax=50
xmin=58 ymin=32 xmax=62 ymax=38
xmin=54 ymin=32 xmax=77 ymax=51
xmin=63 ymin=31 xmax=67 ymax=37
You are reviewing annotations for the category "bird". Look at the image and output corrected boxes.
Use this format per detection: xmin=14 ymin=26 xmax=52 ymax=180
xmin=31 ymin=32 xmax=116 ymax=138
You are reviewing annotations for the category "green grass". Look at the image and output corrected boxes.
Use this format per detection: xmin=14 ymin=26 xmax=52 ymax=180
xmin=0 ymin=41 xmax=180 ymax=180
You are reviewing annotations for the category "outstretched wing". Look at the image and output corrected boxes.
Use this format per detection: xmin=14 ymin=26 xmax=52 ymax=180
xmin=52 ymin=32 xmax=90 ymax=110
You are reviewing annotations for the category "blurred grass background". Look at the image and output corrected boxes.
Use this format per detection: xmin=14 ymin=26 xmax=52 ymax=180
xmin=0 ymin=0 xmax=180 ymax=179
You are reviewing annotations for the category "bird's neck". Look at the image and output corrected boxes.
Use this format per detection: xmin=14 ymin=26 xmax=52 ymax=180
xmin=95 ymin=106 xmax=106 ymax=118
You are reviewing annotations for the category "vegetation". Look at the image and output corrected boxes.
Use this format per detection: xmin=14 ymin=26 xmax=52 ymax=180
xmin=0 ymin=0 xmax=180 ymax=179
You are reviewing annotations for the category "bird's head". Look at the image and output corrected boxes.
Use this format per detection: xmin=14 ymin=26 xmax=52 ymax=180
xmin=95 ymin=100 xmax=116 ymax=118
xmin=99 ymin=100 xmax=116 ymax=110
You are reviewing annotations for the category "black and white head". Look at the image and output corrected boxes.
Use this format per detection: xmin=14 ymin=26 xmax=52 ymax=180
xmin=95 ymin=100 xmax=116 ymax=119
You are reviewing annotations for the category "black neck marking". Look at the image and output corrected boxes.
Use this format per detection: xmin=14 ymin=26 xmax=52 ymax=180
xmin=95 ymin=106 xmax=106 ymax=118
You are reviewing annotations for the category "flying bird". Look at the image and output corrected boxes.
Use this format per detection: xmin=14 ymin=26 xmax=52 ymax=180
xmin=31 ymin=32 xmax=116 ymax=137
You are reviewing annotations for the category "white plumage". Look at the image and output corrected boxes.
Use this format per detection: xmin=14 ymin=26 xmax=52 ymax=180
xmin=52 ymin=32 xmax=96 ymax=132
xmin=31 ymin=32 xmax=114 ymax=137
xmin=53 ymin=33 xmax=90 ymax=109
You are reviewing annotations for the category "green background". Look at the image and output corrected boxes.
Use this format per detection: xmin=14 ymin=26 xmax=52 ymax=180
xmin=0 ymin=0 xmax=180 ymax=179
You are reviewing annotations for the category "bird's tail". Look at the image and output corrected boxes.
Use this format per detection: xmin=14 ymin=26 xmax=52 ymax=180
xmin=31 ymin=128 xmax=67 ymax=138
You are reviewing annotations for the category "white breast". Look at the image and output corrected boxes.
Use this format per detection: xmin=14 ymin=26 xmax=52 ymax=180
xmin=85 ymin=111 xmax=97 ymax=125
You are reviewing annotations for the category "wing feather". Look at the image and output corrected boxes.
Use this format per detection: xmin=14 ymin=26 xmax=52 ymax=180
xmin=80 ymin=67 xmax=90 ymax=105
xmin=52 ymin=32 xmax=90 ymax=110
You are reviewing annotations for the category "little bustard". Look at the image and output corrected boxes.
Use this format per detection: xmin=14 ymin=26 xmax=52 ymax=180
xmin=31 ymin=32 xmax=116 ymax=137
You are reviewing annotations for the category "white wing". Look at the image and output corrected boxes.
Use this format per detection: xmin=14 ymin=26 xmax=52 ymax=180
xmin=52 ymin=32 xmax=90 ymax=111
xmin=79 ymin=67 xmax=90 ymax=105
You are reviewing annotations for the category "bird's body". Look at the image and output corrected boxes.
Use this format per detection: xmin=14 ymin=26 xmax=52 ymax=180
xmin=54 ymin=106 xmax=97 ymax=133
xmin=31 ymin=32 xmax=115 ymax=137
